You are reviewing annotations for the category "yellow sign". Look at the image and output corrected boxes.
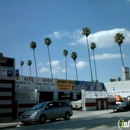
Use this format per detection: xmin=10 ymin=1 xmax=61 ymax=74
xmin=57 ymin=79 xmax=74 ymax=90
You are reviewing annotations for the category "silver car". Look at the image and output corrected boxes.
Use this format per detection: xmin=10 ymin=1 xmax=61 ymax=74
xmin=21 ymin=101 xmax=73 ymax=124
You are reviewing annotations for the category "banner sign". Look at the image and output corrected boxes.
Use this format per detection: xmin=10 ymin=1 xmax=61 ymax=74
xmin=74 ymin=81 xmax=105 ymax=91
xmin=15 ymin=76 xmax=56 ymax=92
xmin=57 ymin=79 xmax=74 ymax=90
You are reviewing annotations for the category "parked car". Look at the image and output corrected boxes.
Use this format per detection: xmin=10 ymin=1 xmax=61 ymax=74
xmin=71 ymin=100 xmax=82 ymax=110
xmin=113 ymin=101 xmax=130 ymax=112
xmin=21 ymin=101 xmax=73 ymax=124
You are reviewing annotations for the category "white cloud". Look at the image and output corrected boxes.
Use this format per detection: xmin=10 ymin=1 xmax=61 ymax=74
xmin=91 ymin=53 xmax=125 ymax=60
xmin=77 ymin=28 xmax=130 ymax=48
xmin=76 ymin=61 xmax=88 ymax=70
xmin=47 ymin=60 xmax=61 ymax=74
xmin=37 ymin=62 xmax=42 ymax=66
xmin=38 ymin=67 xmax=49 ymax=73
xmin=71 ymin=61 xmax=88 ymax=70
xmin=67 ymin=42 xmax=77 ymax=46
xmin=49 ymin=31 xmax=71 ymax=39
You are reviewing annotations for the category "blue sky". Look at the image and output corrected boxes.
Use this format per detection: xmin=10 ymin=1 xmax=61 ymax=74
xmin=0 ymin=0 xmax=130 ymax=82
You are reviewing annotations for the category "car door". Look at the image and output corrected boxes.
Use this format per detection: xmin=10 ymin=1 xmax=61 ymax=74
xmin=44 ymin=103 xmax=55 ymax=119
xmin=53 ymin=102 xmax=63 ymax=118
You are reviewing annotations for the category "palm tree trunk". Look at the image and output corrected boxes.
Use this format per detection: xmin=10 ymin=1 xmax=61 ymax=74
xmin=93 ymin=50 xmax=97 ymax=81
xmin=65 ymin=56 xmax=67 ymax=81
xmin=47 ymin=46 xmax=53 ymax=79
xmin=29 ymin=66 xmax=31 ymax=77
xmin=74 ymin=60 xmax=78 ymax=81
xmin=33 ymin=49 xmax=38 ymax=77
xmin=86 ymin=37 xmax=93 ymax=81
xmin=119 ymin=45 xmax=124 ymax=67
xmin=21 ymin=66 xmax=22 ymax=76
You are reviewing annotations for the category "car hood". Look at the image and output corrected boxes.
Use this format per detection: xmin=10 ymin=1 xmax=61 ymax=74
xmin=22 ymin=110 xmax=38 ymax=116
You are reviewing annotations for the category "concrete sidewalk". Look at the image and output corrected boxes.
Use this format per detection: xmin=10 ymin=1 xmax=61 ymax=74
xmin=0 ymin=109 xmax=113 ymax=129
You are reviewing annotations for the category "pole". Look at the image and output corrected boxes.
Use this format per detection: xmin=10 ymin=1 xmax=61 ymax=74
xmin=16 ymin=77 xmax=20 ymax=127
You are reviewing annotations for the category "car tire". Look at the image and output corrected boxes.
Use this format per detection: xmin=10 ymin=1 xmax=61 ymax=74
xmin=64 ymin=112 xmax=70 ymax=120
xmin=113 ymin=108 xmax=117 ymax=112
xmin=39 ymin=115 xmax=46 ymax=124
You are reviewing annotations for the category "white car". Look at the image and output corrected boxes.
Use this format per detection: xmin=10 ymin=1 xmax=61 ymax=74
xmin=71 ymin=100 xmax=82 ymax=110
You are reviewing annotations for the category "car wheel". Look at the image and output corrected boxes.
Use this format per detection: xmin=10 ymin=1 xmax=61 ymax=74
xmin=64 ymin=112 xmax=70 ymax=120
xmin=39 ymin=115 xmax=46 ymax=124
xmin=113 ymin=108 xmax=117 ymax=112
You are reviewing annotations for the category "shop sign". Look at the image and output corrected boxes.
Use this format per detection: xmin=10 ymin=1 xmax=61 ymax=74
xmin=57 ymin=79 xmax=74 ymax=90
xmin=74 ymin=81 xmax=104 ymax=91
xmin=15 ymin=76 xmax=56 ymax=91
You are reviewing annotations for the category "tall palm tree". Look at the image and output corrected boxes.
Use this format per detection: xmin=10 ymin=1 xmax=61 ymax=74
xmin=44 ymin=37 xmax=53 ymax=79
xmin=82 ymin=27 xmax=93 ymax=81
xmin=20 ymin=60 xmax=24 ymax=76
xmin=30 ymin=41 xmax=38 ymax=77
xmin=27 ymin=60 xmax=32 ymax=77
xmin=0 ymin=52 xmax=3 ymax=60
xmin=90 ymin=42 xmax=98 ymax=82
xmin=63 ymin=49 xmax=68 ymax=80
xmin=114 ymin=33 xmax=125 ymax=67
xmin=71 ymin=52 xmax=78 ymax=81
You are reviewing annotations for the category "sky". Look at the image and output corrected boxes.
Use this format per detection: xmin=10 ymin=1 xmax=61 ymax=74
xmin=0 ymin=0 xmax=130 ymax=83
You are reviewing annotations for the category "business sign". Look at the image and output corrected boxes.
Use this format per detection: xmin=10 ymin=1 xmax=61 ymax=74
xmin=0 ymin=69 xmax=7 ymax=78
xmin=57 ymin=79 xmax=74 ymax=90
xmin=15 ymin=76 xmax=56 ymax=92
xmin=74 ymin=81 xmax=104 ymax=91
xmin=0 ymin=57 xmax=14 ymax=67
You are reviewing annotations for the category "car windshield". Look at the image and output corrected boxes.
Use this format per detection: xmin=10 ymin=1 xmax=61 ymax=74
xmin=30 ymin=102 xmax=48 ymax=110
xmin=118 ymin=102 xmax=127 ymax=106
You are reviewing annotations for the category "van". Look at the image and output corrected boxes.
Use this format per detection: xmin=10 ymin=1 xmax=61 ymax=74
xmin=21 ymin=101 xmax=73 ymax=124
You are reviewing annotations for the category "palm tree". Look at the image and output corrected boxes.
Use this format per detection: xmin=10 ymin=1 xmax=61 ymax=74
xmin=30 ymin=41 xmax=38 ymax=77
xmin=0 ymin=52 xmax=3 ymax=60
xmin=82 ymin=27 xmax=93 ymax=81
xmin=90 ymin=42 xmax=98 ymax=82
xmin=117 ymin=77 xmax=121 ymax=81
xmin=44 ymin=37 xmax=53 ymax=79
xmin=27 ymin=60 xmax=32 ymax=77
xmin=63 ymin=49 xmax=68 ymax=80
xmin=71 ymin=52 xmax=78 ymax=81
xmin=20 ymin=60 xmax=24 ymax=76
xmin=114 ymin=33 xmax=125 ymax=67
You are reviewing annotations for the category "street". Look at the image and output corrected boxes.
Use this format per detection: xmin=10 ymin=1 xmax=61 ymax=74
xmin=3 ymin=110 xmax=130 ymax=130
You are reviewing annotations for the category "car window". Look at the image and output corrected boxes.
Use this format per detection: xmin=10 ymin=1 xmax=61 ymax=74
xmin=30 ymin=103 xmax=47 ymax=110
xmin=53 ymin=102 xmax=60 ymax=108
xmin=61 ymin=102 xmax=69 ymax=107
xmin=46 ymin=103 xmax=54 ymax=109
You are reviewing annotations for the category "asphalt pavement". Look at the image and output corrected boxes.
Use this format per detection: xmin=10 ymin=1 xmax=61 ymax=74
xmin=0 ymin=109 xmax=113 ymax=129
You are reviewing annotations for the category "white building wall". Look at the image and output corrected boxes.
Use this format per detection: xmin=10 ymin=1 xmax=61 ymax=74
xmin=104 ymin=80 xmax=130 ymax=91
